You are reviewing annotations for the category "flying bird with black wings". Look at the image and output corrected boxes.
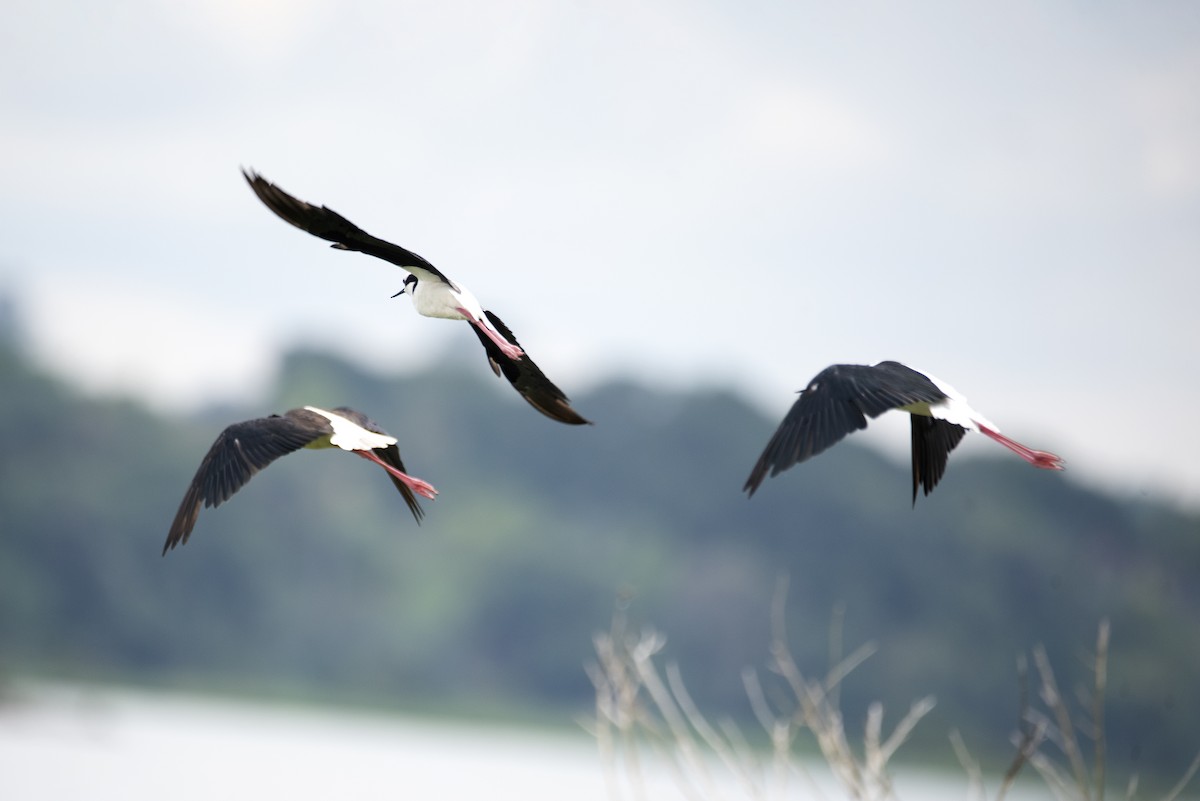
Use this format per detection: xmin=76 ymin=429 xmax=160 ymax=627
xmin=243 ymin=169 xmax=590 ymax=426
xmin=744 ymin=361 xmax=1064 ymax=503
xmin=164 ymin=405 xmax=437 ymax=554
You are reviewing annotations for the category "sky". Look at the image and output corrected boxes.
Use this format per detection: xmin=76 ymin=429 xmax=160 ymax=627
xmin=1 ymin=1 xmax=1198 ymax=508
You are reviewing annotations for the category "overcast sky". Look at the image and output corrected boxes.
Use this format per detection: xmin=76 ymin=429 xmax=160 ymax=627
xmin=2 ymin=1 xmax=1197 ymax=507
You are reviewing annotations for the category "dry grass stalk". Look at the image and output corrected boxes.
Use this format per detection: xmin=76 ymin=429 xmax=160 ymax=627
xmin=588 ymin=606 xmax=1197 ymax=801
xmin=586 ymin=580 xmax=934 ymax=801
xmin=1014 ymin=620 xmax=1198 ymax=801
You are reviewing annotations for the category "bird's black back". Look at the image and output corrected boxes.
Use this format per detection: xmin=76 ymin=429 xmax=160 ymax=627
xmin=164 ymin=411 xmax=327 ymax=553
xmin=743 ymin=362 xmax=950 ymax=496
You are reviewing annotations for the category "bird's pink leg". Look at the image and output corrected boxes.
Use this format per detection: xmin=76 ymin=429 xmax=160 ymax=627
xmin=456 ymin=306 xmax=525 ymax=360
xmin=977 ymin=424 xmax=1065 ymax=470
xmin=355 ymin=450 xmax=439 ymax=499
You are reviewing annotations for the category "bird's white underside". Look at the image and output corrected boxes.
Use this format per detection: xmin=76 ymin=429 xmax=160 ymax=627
xmin=303 ymin=406 xmax=397 ymax=451
xmin=407 ymin=275 xmax=507 ymax=337
xmin=904 ymin=370 xmax=998 ymax=432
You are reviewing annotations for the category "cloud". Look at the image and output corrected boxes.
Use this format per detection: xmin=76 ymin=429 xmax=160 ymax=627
xmin=1123 ymin=58 xmax=1200 ymax=200
xmin=165 ymin=0 xmax=329 ymax=67
xmin=724 ymin=82 xmax=891 ymax=174
xmin=20 ymin=274 xmax=276 ymax=411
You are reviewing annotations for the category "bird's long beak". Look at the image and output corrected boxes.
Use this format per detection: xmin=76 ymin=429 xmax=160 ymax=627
xmin=390 ymin=287 xmax=406 ymax=298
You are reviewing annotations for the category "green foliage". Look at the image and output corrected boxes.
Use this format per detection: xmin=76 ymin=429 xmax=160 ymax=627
xmin=0 ymin=337 xmax=1196 ymax=783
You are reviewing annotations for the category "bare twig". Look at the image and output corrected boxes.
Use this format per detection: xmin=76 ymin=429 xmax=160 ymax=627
xmin=828 ymin=601 xmax=846 ymax=710
xmin=1034 ymin=644 xmax=1091 ymax=800
xmin=949 ymin=729 xmax=987 ymax=801
xmin=997 ymin=716 xmax=1046 ymax=801
xmin=1159 ymin=750 xmax=1200 ymax=801
xmin=881 ymin=696 xmax=937 ymax=765
xmin=665 ymin=661 xmax=761 ymax=799
xmin=1093 ymin=620 xmax=1109 ymax=801
xmin=588 ymin=607 xmax=1195 ymax=801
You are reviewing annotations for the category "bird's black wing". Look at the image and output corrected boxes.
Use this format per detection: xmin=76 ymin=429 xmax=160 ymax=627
xmin=909 ymin=415 xmax=967 ymax=505
xmin=469 ymin=310 xmax=591 ymax=425
xmin=330 ymin=407 xmax=425 ymax=524
xmin=242 ymin=169 xmax=453 ymax=286
xmin=743 ymin=362 xmax=948 ymax=496
xmin=164 ymin=414 xmax=322 ymax=553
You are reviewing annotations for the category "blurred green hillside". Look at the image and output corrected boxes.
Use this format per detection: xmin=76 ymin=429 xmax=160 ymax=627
xmin=0 ymin=326 xmax=1196 ymax=782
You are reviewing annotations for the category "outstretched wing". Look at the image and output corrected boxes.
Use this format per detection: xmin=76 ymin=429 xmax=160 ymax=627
xmin=330 ymin=407 xmax=425 ymax=523
xmin=468 ymin=310 xmax=591 ymax=425
xmin=743 ymin=362 xmax=948 ymax=496
xmin=242 ymin=169 xmax=454 ymax=287
xmin=909 ymin=415 xmax=967 ymax=505
xmin=164 ymin=414 xmax=323 ymax=553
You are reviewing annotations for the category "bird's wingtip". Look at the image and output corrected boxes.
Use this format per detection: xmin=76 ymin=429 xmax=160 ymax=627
xmin=535 ymin=399 xmax=592 ymax=426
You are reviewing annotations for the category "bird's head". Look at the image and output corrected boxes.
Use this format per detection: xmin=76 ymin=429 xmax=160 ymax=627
xmin=390 ymin=273 xmax=418 ymax=299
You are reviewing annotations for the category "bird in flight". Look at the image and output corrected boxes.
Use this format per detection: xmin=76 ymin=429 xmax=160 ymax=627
xmin=164 ymin=405 xmax=436 ymax=554
xmin=243 ymin=169 xmax=590 ymax=426
xmin=744 ymin=361 xmax=1064 ymax=503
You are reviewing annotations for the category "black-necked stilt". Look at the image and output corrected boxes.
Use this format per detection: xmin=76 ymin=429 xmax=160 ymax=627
xmin=243 ymin=170 xmax=591 ymax=426
xmin=164 ymin=405 xmax=436 ymax=554
xmin=744 ymin=361 xmax=1064 ymax=503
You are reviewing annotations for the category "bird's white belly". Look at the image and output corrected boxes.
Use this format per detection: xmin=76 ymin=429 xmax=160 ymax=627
xmin=412 ymin=293 xmax=467 ymax=319
xmin=411 ymin=283 xmax=477 ymax=321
